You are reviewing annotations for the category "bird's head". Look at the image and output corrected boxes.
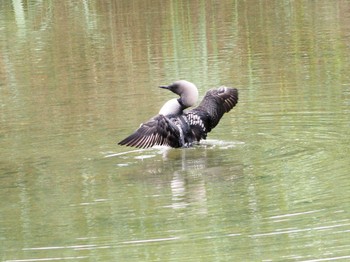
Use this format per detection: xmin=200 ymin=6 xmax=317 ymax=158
xmin=159 ymin=80 xmax=199 ymax=108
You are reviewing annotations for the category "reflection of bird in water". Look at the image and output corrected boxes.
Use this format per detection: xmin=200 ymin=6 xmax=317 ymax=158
xmin=118 ymin=80 xmax=239 ymax=148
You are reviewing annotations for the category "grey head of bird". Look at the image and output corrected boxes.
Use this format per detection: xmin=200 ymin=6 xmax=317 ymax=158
xmin=159 ymin=80 xmax=199 ymax=108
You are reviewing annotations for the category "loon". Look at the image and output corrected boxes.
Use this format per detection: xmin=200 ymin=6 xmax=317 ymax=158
xmin=118 ymin=80 xmax=238 ymax=148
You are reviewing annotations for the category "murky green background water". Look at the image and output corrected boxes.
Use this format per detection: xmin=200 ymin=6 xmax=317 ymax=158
xmin=1 ymin=0 xmax=350 ymax=261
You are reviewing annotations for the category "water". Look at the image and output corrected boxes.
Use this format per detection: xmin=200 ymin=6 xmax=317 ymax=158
xmin=1 ymin=0 xmax=350 ymax=261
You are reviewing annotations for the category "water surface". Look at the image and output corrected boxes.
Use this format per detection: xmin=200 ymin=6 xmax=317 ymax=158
xmin=1 ymin=0 xmax=350 ymax=261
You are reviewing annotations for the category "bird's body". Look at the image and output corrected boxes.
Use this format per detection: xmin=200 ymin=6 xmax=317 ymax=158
xmin=118 ymin=80 xmax=238 ymax=148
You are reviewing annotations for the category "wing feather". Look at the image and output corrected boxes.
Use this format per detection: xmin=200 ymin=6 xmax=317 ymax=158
xmin=186 ymin=87 xmax=238 ymax=141
xmin=118 ymin=114 xmax=181 ymax=148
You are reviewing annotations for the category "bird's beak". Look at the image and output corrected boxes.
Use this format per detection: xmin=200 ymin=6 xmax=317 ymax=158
xmin=159 ymin=85 xmax=170 ymax=90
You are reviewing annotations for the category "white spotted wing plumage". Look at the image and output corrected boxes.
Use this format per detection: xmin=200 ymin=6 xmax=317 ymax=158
xmin=186 ymin=86 xmax=238 ymax=141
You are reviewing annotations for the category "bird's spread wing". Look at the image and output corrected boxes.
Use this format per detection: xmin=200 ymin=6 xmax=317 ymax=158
xmin=188 ymin=87 xmax=238 ymax=139
xmin=118 ymin=114 xmax=181 ymax=148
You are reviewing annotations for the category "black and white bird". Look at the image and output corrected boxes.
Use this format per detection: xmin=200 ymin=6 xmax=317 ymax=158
xmin=118 ymin=80 xmax=238 ymax=148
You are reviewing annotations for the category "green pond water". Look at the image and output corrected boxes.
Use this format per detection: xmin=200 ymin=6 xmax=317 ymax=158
xmin=1 ymin=1 xmax=350 ymax=261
